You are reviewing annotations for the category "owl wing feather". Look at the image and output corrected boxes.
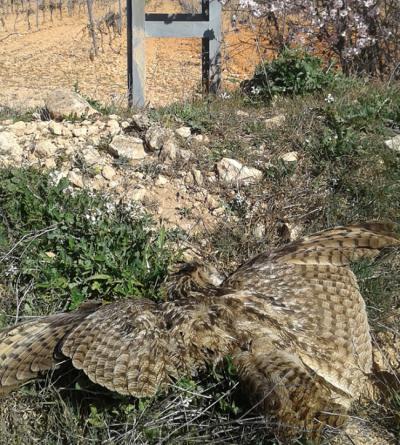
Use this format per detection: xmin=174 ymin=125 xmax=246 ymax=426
xmin=0 ymin=296 xmax=251 ymax=397
xmin=0 ymin=303 xmax=100 ymax=393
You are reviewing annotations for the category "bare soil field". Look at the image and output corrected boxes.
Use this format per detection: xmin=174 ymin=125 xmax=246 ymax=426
xmin=0 ymin=0 xmax=261 ymax=108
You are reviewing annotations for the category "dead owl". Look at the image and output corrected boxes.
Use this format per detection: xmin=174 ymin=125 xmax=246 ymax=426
xmin=0 ymin=223 xmax=399 ymax=441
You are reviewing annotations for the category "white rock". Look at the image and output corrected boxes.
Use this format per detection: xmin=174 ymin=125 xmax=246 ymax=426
xmin=94 ymin=120 xmax=105 ymax=130
xmin=8 ymin=121 xmax=26 ymax=137
xmin=155 ymin=175 xmax=169 ymax=186
xmin=213 ymin=207 xmax=225 ymax=216
xmin=159 ymin=140 xmax=179 ymax=163
xmin=217 ymin=158 xmax=263 ymax=185
xmin=192 ymin=169 xmax=203 ymax=186
xmin=88 ymin=135 xmax=101 ymax=146
xmin=44 ymin=158 xmax=57 ymax=169
xmin=384 ymin=135 xmax=400 ymax=152
xmin=67 ymin=170 xmax=84 ymax=188
xmin=253 ymin=224 xmax=266 ymax=239
xmin=102 ymin=165 xmax=116 ymax=181
xmin=107 ymin=119 xmax=120 ymax=136
xmin=191 ymin=134 xmax=205 ymax=143
xmin=108 ymin=114 xmax=120 ymax=121
xmin=175 ymin=126 xmax=191 ymax=138
xmin=45 ymin=89 xmax=97 ymax=120
xmin=207 ymin=195 xmax=220 ymax=210
xmin=264 ymin=114 xmax=286 ymax=129
xmin=86 ymin=125 xmax=99 ymax=136
xmin=48 ymin=121 xmax=63 ymax=136
xmin=280 ymin=151 xmax=298 ymax=162
xmin=91 ymin=175 xmax=104 ymax=191
xmin=82 ymin=147 xmax=103 ymax=166
xmin=145 ymin=125 xmax=174 ymax=151
xmin=184 ymin=173 xmax=193 ymax=185
xmin=108 ymin=135 xmax=146 ymax=160
xmin=36 ymin=122 xmax=49 ymax=133
xmin=23 ymin=122 xmax=37 ymax=135
xmin=179 ymin=149 xmax=193 ymax=161
xmin=61 ymin=126 xmax=72 ymax=137
xmin=35 ymin=140 xmax=57 ymax=157
xmin=132 ymin=114 xmax=150 ymax=130
xmin=207 ymin=173 xmax=217 ymax=183
xmin=64 ymin=144 xmax=75 ymax=156
xmin=0 ymin=131 xmax=23 ymax=165
xmin=133 ymin=172 xmax=144 ymax=180
xmin=72 ymin=127 xmax=88 ymax=138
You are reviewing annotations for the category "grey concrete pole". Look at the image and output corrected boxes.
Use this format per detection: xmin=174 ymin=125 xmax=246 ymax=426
xmin=127 ymin=0 xmax=145 ymax=107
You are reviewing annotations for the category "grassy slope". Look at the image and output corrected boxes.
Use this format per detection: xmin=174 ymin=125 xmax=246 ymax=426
xmin=0 ymin=73 xmax=399 ymax=444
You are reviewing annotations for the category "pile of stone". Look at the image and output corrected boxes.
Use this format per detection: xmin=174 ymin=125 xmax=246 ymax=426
xmin=0 ymin=89 xmax=276 ymax=233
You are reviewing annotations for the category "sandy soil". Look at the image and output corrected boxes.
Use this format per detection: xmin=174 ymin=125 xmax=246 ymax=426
xmin=0 ymin=0 xmax=261 ymax=108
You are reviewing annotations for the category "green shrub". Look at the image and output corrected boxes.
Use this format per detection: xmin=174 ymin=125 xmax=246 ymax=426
xmin=242 ymin=49 xmax=333 ymax=99
xmin=0 ymin=168 xmax=176 ymax=317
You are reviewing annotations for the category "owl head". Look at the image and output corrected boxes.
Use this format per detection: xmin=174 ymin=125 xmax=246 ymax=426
xmin=165 ymin=261 xmax=224 ymax=300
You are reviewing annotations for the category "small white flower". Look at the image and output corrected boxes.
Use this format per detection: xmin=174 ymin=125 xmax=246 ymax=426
xmin=251 ymin=86 xmax=262 ymax=96
xmin=180 ymin=396 xmax=193 ymax=408
xmin=325 ymin=94 xmax=335 ymax=104
xmin=219 ymin=92 xmax=231 ymax=100
xmin=49 ymin=170 xmax=65 ymax=186
xmin=105 ymin=202 xmax=115 ymax=214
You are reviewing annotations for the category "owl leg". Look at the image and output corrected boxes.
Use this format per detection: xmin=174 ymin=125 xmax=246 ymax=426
xmin=235 ymin=349 xmax=348 ymax=442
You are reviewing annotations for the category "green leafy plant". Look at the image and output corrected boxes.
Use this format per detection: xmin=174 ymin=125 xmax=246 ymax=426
xmin=243 ymin=49 xmax=333 ymax=100
xmin=0 ymin=168 xmax=176 ymax=316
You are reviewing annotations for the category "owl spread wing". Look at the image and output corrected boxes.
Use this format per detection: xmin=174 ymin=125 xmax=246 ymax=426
xmin=0 ymin=295 xmax=254 ymax=397
xmin=224 ymin=224 xmax=399 ymax=394
xmin=218 ymin=223 xmax=399 ymax=438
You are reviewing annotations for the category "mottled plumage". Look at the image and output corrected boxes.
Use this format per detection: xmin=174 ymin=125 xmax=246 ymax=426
xmin=0 ymin=223 xmax=399 ymax=441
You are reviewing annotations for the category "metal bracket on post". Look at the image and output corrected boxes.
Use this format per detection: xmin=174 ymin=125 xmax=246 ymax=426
xmin=127 ymin=0 xmax=222 ymax=107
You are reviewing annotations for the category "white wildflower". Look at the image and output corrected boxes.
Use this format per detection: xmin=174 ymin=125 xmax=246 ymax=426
xmin=219 ymin=92 xmax=231 ymax=100
xmin=251 ymin=85 xmax=262 ymax=96
xmin=325 ymin=94 xmax=335 ymax=104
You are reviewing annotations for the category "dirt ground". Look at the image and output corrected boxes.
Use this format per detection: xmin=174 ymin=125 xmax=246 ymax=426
xmin=0 ymin=0 xmax=261 ymax=108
